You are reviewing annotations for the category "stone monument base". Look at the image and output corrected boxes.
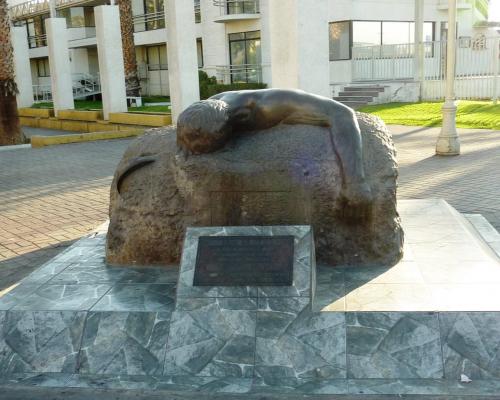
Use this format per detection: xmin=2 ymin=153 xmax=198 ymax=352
xmin=1 ymin=200 xmax=500 ymax=398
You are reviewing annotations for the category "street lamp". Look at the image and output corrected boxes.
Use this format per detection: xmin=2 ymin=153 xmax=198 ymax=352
xmin=436 ymin=0 xmax=460 ymax=155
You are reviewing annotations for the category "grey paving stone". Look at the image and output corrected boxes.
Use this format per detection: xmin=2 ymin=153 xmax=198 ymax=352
xmin=21 ymin=262 xmax=72 ymax=286
xmin=63 ymin=373 xmax=253 ymax=393
xmin=164 ymin=297 xmax=257 ymax=378
xmin=312 ymin=265 xmax=345 ymax=311
xmin=0 ymin=372 xmax=73 ymax=387
xmin=255 ymin=297 xmax=346 ymax=383
xmin=0 ymin=311 xmax=86 ymax=373
xmin=440 ymin=312 xmax=500 ymax=379
xmin=91 ymin=284 xmax=176 ymax=312
xmin=156 ymin=376 xmax=253 ymax=393
xmin=48 ymin=264 xmax=130 ymax=285
xmin=12 ymin=284 xmax=111 ymax=311
xmin=78 ymin=311 xmax=170 ymax=376
xmin=347 ymin=379 xmax=448 ymax=395
xmin=0 ymin=284 xmax=40 ymax=311
xmin=117 ymin=266 xmax=179 ymax=284
xmin=346 ymin=312 xmax=443 ymax=379
xmin=52 ymin=246 xmax=106 ymax=266
xmin=251 ymin=377 xmax=348 ymax=394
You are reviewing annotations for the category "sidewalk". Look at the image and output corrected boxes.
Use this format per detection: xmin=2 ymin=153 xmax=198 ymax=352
xmin=392 ymin=124 xmax=500 ymax=230
xmin=21 ymin=126 xmax=77 ymax=138
xmin=0 ymin=125 xmax=499 ymax=291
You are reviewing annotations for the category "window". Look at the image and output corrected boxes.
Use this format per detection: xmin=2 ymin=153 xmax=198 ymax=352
xmin=229 ymin=31 xmax=262 ymax=83
xmin=26 ymin=15 xmax=48 ymax=48
xmin=329 ymin=21 xmax=350 ymax=61
xmin=36 ymin=58 xmax=50 ymax=77
xmin=227 ymin=0 xmax=259 ymax=14
xmin=329 ymin=20 xmax=435 ymax=60
xmin=146 ymin=45 xmax=168 ymax=70
xmin=58 ymin=7 xmax=95 ymax=28
xmin=353 ymin=21 xmax=382 ymax=47
xmin=144 ymin=0 xmax=165 ymax=31
xmin=194 ymin=0 xmax=201 ymax=23
xmin=197 ymin=38 xmax=204 ymax=68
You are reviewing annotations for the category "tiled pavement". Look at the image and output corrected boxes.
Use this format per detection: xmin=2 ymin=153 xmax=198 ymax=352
xmin=0 ymin=139 xmax=133 ymax=292
xmin=0 ymin=124 xmax=499 ymax=292
xmin=392 ymin=125 xmax=500 ymax=230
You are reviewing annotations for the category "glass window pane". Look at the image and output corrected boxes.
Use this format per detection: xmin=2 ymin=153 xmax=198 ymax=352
xmin=329 ymin=21 xmax=350 ymax=61
xmin=230 ymin=41 xmax=246 ymax=65
xmin=244 ymin=30 xmax=260 ymax=39
xmin=424 ymin=22 xmax=434 ymax=42
xmin=382 ymin=21 xmax=411 ymax=45
xmin=229 ymin=32 xmax=245 ymax=41
xmin=246 ymin=39 xmax=261 ymax=64
xmin=197 ymin=39 xmax=204 ymax=68
xmin=159 ymin=45 xmax=168 ymax=69
xmin=353 ymin=21 xmax=381 ymax=47
xmin=84 ymin=7 xmax=95 ymax=27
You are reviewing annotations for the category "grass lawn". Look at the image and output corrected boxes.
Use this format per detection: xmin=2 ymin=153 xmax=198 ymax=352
xmin=31 ymin=98 xmax=170 ymax=114
xmin=358 ymin=101 xmax=500 ymax=130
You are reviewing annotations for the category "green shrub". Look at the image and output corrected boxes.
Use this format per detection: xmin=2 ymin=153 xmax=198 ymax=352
xmin=198 ymin=70 xmax=267 ymax=99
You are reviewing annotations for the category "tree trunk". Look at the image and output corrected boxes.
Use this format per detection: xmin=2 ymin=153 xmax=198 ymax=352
xmin=117 ymin=0 xmax=141 ymax=97
xmin=0 ymin=94 xmax=23 ymax=145
xmin=0 ymin=0 xmax=24 ymax=145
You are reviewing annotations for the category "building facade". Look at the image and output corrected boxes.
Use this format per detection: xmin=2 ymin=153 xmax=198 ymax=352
xmin=7 ymin=0 xmax=498 ymax=105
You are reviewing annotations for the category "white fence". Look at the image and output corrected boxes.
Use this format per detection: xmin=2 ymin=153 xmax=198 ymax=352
xmin=33 ymin=73 xmax=101 ymax=103
xmin=215 ymin=64 xmax=263 ymax=84
xmin=352 ymin=36 xmax=500 ymax=101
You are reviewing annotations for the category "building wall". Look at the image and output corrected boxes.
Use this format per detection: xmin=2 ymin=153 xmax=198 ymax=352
xmin=16 ymin=0 xmax=496 ymax=100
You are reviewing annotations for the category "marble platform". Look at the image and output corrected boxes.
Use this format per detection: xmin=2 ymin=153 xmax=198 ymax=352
xmin=1 ymin=199 xmax=500 ymax=398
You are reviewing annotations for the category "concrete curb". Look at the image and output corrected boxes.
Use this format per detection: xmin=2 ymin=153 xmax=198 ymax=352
xmin=0 ymin=144 xmax=31 ymax=152
xmin=30 ymin=129 xmax=144 ymax=148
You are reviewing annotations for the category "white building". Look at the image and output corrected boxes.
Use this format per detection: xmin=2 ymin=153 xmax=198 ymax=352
xmin=7 ymin=0 xmax=500 ymax=108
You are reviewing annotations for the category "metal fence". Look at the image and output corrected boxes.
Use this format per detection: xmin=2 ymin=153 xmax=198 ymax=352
xmin=352 ymin=36 xmax=500 ymax=101
xmin=215 ymin=64 xmax=262 ymax=84
xmin=32 ymin=73 xmax=101 ymax=103
xmin=212 ymin=0 xmax=260 ymax=16
xmin=133 ymin=11 xmax=165 ymax=33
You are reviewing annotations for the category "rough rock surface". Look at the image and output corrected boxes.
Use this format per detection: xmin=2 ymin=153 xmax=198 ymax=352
xmin=107 ymin=113 xmax=403 ymax=267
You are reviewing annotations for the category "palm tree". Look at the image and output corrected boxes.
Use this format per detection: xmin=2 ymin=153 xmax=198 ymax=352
xmin=116 ymin=0 xmax=141 ymax=97
xmin=0 ymin=0 xmax=23 ymax=145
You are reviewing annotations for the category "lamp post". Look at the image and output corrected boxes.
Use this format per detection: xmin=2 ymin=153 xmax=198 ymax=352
xmin=436 ymin=0 xmax=460 ymax=155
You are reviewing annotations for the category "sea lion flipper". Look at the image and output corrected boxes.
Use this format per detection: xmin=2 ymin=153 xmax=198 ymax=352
xmin=116 ymin=155 xmax=156 ymax=195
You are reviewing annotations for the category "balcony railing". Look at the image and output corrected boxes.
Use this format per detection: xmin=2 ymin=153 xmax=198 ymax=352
xmin=9 ymin=0 xmax=92 ymax=21
xmin=216 ymin=64 xmax=262 ymax=84
xmin=33 ymin=73 xmax=101 ymax=103
xmin=28 ymin=33 xmax=47 ymax=48
xmin=33 ymin=84 xmax=52 ymax=102
xmin=213 ymin=0 xmax=259 ymax=16
xmin=133 ymin=11 xmax=165 ymax=32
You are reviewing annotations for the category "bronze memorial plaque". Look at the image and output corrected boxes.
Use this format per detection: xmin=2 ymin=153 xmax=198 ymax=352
xmin=193 ymin=236 xmax=294 ymax=286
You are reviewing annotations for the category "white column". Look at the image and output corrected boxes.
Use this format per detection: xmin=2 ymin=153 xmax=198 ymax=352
xmin=199 ymin=0 xmax=226 ymax=80
xmin=45 ymin=18 xmax=74 ymax=115
xmin=268 ymin=0 xmax=330 ymax=98
xmin=11 ymin=26 xmax=33 ymax=108
xmin=259 ymin=0 xmax=272 ymax=85
xmin=94 ymin=5 xmax=128 ymax=120
xmin=414 ymin=0 xmax=425 ymax=99
xmin=165 ymin=0 xmax=200 ymax=124
xmin=436 ymin=0 xmax=460 ymax=156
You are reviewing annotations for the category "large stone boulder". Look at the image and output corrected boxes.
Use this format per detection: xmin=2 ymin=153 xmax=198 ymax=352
xmin=107 ymin=113 xmax=403 ymax=267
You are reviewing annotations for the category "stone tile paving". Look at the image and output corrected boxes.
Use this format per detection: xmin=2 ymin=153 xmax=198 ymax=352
xmin=0 ymin=139 xmax=133 ymax=291
xmin=1 ymin=205 xmax=500 ymax=396
xmin=392 ymin=125 xmax=500 ymax=231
